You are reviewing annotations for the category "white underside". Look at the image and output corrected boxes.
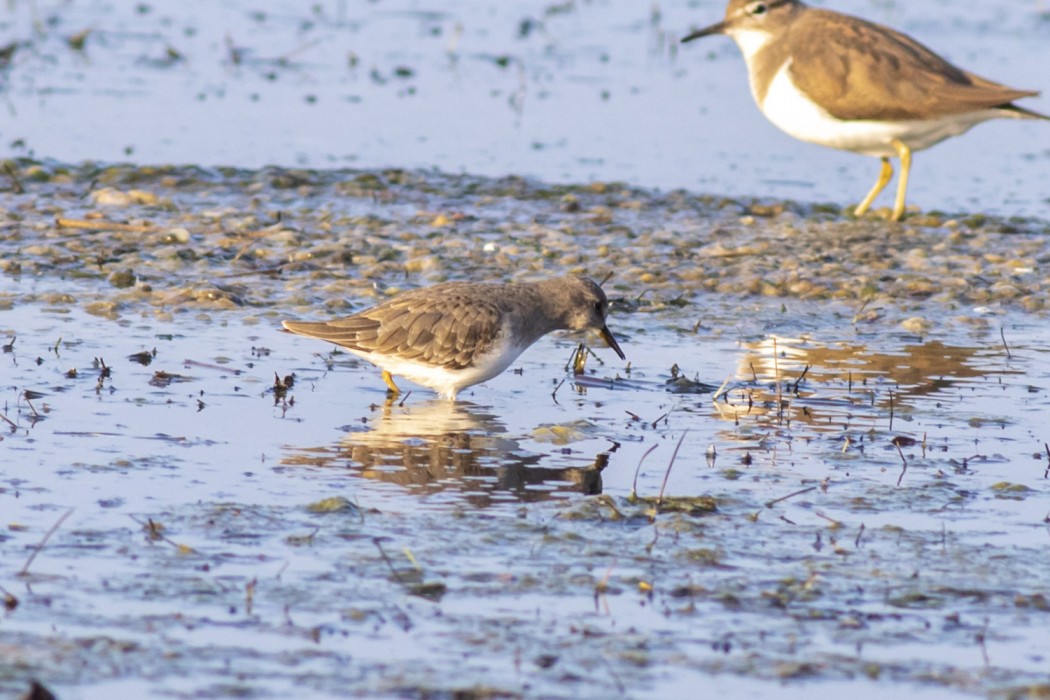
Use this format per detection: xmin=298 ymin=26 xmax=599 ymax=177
xmin=730 ymin=29 xmax=1007 ymax=157
xmin=760 ymin=62 xmax=1002 ymax=156
xmin=355 ymin=326 xmax=529 ymax=400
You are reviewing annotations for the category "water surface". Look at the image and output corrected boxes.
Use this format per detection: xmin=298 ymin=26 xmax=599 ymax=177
xmin=1 ymin=164 xmax=1049 ymax=698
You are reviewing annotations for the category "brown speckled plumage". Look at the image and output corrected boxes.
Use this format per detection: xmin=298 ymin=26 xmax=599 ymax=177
xmin=282 ymin=276 xmax=625 ymax=399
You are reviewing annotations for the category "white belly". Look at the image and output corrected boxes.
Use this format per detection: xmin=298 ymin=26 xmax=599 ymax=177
xmin=356 ymin=330 xmax=529 ymax=400
xmin=755 ymin=61 xmax=1003 ymax=157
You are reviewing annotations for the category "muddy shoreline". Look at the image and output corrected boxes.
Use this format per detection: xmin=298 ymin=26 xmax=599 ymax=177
xmin=1 ymin=161 xmax=1049 ymax=699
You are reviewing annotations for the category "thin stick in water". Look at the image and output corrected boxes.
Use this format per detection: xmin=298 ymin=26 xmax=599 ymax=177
xmin=656 ymin=430 xmax=688 ymax=505
xmin=791 ymin=364 xmax=810 ymax=394
xmin=855 ymin=523 xmax=866 ymax=549
xmin=773 ymin=337 xmax=783 ymax=422
xmin=895 ymin=442 xmax=908 ymax=486
xmin=19 ymin=508 xmax=74 ymax=577
xmin=631 ymin=444 xmax=659 ymax=499
xmin=551 ymin=378 xmax=565 ymax=404
xmin=764 ymin=485 xmax=816 ymax=509
xmin=373 ymin=537 xmax=409 ymax=586
xmin=711 ymin=374 xmax=732 ymax=402
xmin=888 ymin=390 xmax=894 ymax=431
xmin=0 ymin=411 xmax=16 ymax=429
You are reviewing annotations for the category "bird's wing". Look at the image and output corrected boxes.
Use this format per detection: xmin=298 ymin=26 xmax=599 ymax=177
xmin=284 ymin=290 xmax=505 ymax=370
xmin=786 ymin=10 xmax=1040 ymax=121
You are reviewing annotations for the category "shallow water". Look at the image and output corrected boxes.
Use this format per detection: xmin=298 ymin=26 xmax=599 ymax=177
xmin=0 ymin=0 xmax=1047 ymax=217
xmin=2 ymin=0 xmax=1050 ymax=696
xmin=1 ymin=162 xmax=1050 ymax=698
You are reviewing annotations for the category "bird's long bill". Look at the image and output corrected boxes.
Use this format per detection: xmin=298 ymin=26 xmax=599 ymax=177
xmin=681 ymin=20 xmax=726 ymax=43
xmin=599 ymin=325 xmax=626 ymax=360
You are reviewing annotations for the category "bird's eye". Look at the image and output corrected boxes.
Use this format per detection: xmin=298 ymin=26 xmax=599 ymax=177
xmin=750 ymin=2 xmax=768 ymax=15
xmin=594 ymin=301 xmax=604 ymax=315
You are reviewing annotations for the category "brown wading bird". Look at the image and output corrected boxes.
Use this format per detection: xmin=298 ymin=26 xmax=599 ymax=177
xmin=682 ymin=0 xmax=1048 ymax=221
xmin=282 ymin=276 xmax=625 ymax=400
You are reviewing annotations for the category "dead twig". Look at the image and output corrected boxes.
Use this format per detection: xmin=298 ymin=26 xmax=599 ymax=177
xmin=650 ymin=410 xmax=671 ymax=429
xmin=276 ymin=37 xmax=323 ymax=64
xmin=245 ymin=578 xmax=257 ymax=616
xmin=977 ymin=618 xmax=991 ymax=668
xmin=373 ymin=537 xmax=409 ymax=586
xmin=773 ymin=337 xmax=783 ymax=423
xmin=551 ymin=378 xmax=565 ymax=404
xmin=55 ymin=217 xmax=155 ymax=233
xmin=630 ymin=444 xmax=659 ymax=499
xmin=764 ymin=485 xmax=817 ymax=509
xmin=656 ymin=430 xmax=688 ymax=506
xmin=1000 ymin=326 xmax=1011 ymax=360
xmin=0 ymin=410 xmax=16 ymax=429
xmin=129 ymin=516 xmax=195 ymax=553
xmin=711 ymin=374 xmax=732 ymax=402
xmin=888 ymin=390 xmax=894 ymax=431
xmin=231 ymin=238 xmax=258 ymax=264
xmin=854 ymin=523 xmax=866 ymax=549
xmin=564 ymin=343 xmax=582 ymax=373
xmin=19 ymin=508 xmax=74 ymax=576
xmin=895 ymin=441 xmax=908 ymax=486
xmin=791 ymin=364 xmax=811 ymax=394
xmin=22 ymin=391 xmax=40 ymax=418
xmin=815 ymin=511 xmax=842 ymax=529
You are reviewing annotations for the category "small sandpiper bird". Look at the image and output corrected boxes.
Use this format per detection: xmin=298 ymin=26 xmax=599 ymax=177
xmin=682 ymin=0 xmax=1048 ymax=221
xmin=282 ymin=276 xmax=625 ymax=400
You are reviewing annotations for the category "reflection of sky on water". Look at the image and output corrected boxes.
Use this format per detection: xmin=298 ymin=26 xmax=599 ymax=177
xmin=0 ymin=0 xmax=1046 ymax=216
xmin=0 ymin=0 xmax=1048 ymax=688
xmin=3 ymin=297 xmax=1050 ymax=697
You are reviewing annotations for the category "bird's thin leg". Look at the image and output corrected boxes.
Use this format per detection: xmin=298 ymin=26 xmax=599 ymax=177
xmin=890 ymin=138 xmax=912 ymax=222
xmin=855 ymin=156 xmax=894 ymax=217
xmin=381 ymin=370 xmax=400 ymax=395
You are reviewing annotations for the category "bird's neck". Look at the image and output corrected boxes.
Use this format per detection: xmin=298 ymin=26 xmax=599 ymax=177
xmin=731 ymin=13 xmax=802 ymax=107
xmin=515 ymin=281 xmax=572 ymax=337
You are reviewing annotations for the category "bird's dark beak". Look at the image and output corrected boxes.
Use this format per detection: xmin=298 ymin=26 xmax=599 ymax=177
xmin=681 ymin=20 xmax=727 ymax=43
xmin=599 ymin=325 xmax=626 ymax=360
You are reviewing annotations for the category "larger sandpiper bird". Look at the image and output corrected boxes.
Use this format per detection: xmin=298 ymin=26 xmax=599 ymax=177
xmin=682 ymin=0 xmax=1048 ymax=221
xmin=282 ymin=276 xmax=625 ymax=400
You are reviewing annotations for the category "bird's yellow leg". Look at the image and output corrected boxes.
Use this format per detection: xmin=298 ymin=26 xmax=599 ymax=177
xmin=381 ymin=370 xmax=400 ymax=395
xmin=890 ymin=138 xmax=912 ymax=222
xmin=854 ymin=157 xmax=894 ymax=217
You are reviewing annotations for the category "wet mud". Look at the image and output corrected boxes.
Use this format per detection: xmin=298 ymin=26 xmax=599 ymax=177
xmin=1 ymin=162 xmax=1049 ymax=698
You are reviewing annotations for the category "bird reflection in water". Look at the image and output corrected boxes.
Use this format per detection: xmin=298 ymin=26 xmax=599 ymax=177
xmin=283 ymin=400 xmax=608 ymax=505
